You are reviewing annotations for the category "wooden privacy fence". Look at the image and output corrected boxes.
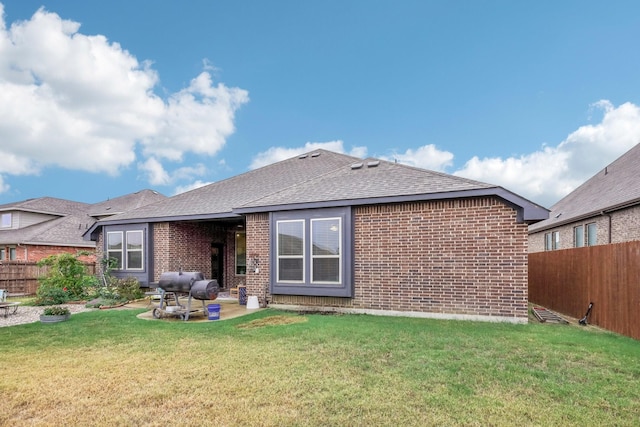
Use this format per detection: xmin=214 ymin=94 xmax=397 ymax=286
xmin=0 ymin=262 xmax=96 ymax=296
xmin=529 ymin=241 xmax=640 ymax=341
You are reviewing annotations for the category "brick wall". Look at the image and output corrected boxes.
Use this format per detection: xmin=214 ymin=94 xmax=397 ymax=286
xmin=528 ymin=204 xmax=640 ymax=253
xmin=352 ymin=198 xmax=528 ymax=319
xmin=1 ymin=244 xmax=96 ymax=263
xmin=249 ymin=198 xmax=529 ymax=320
xmin=152 ymin=222 xmax=245 ymax=289
xmin=611 ymin=205 xmax=640 ymax=243
xmin=245 ymin=213 xmax=270 ymax=304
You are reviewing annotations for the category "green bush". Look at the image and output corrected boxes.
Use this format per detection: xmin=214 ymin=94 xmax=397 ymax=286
xmin=36 ymin=287 xmax=70 ymax=305
xmin=35 ymin=252 xmax=98 ymax=306
xmin=43 ymin=306 xmax=71 ymax=316
xmin=96 ymin=257 xmax=143 ymax=304
xmin=115 ymin=277 xmax=144 ymax=301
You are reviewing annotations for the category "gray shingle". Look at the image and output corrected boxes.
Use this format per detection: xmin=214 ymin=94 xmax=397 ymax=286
xmin=238 ymin=157 xmax=494 ymax=209
xmin=0 ymin=190 xmax=167 ymax=247
xmin=99 ymin=150 xmax=538 ymax=225
xmin=102 ymin=150 xmax=362 ymax=221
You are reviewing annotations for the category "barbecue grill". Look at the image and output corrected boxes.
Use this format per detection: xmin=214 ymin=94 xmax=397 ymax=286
xmin=152 ymin=271 xmax=219 ymax=321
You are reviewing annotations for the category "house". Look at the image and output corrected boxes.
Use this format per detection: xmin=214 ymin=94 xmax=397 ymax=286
xmin=528 ymin=143 xmax=640 ymax=252
xmin=527 ymin=143 xmax=640 ymax=340
xmin=85 ymin=150 xmax=548 ymax=323
xmin=0 ymin=190 xmax=166 ymax=263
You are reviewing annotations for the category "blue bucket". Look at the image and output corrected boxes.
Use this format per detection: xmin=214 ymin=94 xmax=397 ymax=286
xmin=207 ymin=304 xmax=221 ymax=321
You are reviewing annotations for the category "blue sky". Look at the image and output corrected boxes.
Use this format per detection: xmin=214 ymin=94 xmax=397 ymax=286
xmin=1 ymin=1 xmax=640 ymax=208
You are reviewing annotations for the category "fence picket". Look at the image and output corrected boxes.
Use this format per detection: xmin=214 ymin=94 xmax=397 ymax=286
xmin=0 ymin=262 xmax=96 ymax=296
xmin=529 ymin=241 xmax=640 ymax=340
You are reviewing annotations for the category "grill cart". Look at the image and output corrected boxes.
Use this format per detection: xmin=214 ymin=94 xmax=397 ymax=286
xmin=152 ymin=271 xmax=219 ymax=321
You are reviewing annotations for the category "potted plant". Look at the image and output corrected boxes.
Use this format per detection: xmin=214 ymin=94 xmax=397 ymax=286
xmin=40 ymin=306 xmax=71 ymax=323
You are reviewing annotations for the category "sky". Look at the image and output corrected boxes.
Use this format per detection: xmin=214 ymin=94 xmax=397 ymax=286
xmin=1 ymin=1 xmax=639 ymax=209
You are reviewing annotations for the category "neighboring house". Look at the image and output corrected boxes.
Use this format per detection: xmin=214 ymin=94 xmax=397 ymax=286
xmin=85 ymin=150 xmax=548 ymax=323
xmin=0 ymin=190 xmax=166 ymax=263
xmin=529 ymin=143 xmax=640 ymax=252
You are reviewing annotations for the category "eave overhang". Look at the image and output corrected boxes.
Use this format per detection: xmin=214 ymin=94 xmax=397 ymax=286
xmin=233 ymin=187 xmax=549 ymax=224
xmin=83 ymin=212 xmax=242 ymax=241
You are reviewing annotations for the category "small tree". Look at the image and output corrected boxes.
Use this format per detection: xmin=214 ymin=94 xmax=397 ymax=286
xmin=36 ymin=252 xmax=97 ymax=305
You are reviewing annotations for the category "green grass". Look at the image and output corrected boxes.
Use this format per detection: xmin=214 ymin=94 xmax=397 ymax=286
xmin=1 ymin=309 xmax=638 ymax=426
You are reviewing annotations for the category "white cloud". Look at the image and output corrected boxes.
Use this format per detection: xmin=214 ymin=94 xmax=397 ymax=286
xmin=139 ymin=157 xmax=208 ymax=186
xmin=139 ymin=158 xmax=170 ymax=186
xmin=249 ymin=140 xmax=367 ymax=169
xmin=0 ymin=5 xmax=247 ymax=193
xmin=173 ymin=180 xmax=214 ymax=195
xmin=0 ymin=174 xmax=8 ymax=194
xmin=454 ymin=101 xmax=640 ymax=207
xmin=381 ymin=144 xmax=454 ymax=171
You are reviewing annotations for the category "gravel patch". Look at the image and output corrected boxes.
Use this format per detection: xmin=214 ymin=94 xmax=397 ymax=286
xmin=0 ymin=304 xmax=95 ymax=328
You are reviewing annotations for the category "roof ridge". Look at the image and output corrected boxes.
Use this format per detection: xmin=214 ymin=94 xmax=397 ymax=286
xmin=237 ymin=150 xmax=363 ymax=207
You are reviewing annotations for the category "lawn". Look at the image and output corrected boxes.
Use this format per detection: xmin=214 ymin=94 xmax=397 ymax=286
xmin=0 ymin=308 xmax=638 ymax=426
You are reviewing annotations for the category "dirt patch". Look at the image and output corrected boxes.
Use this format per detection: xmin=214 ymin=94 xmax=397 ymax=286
xmin=236 ymin=315 xmax=308 ymax=329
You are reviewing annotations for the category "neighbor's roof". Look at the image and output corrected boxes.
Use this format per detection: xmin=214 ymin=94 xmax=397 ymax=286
xmin=0 ymin=197 xmax=93 ymax=247
xmin=88 ymin=189 xmax=167 ymax=218
xmin=529 ymin=143 xmax=640 ymax=233
xmin=87 ymin=149 xmax=548 ymax=237
xmin=0 ymin=190 xmax=166 ymax=247
xmin=0 ymin=196 xmax=89 ymax=216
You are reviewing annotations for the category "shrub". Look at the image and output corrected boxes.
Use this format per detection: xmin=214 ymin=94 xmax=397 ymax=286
xmin=92 ymin=257 xmax=143 ymax=305
xmin=36 ymin=252 xmax=98 ymax=305
xmin=42 ymin=306 xmax=71 ymax=316
xmin=36 ymin=287 xmax=71 ymax=305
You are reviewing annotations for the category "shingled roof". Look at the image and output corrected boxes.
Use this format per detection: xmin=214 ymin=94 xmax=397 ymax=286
xmin=529 ymin=143 xmax=640 ymax=233
xmin=0 ymin=197 xmax=93 ymax=247
xmin=0 ymin=190 xmax=166 ymax=247
xmin=89 ymin=149 xmax=548 ymax=233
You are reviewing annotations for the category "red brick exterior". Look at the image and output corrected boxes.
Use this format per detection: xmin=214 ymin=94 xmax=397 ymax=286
xmin=246 ymin=197 xmax=529 ymax=321
xmin=246 ymin=213 xmax=271 ymax=302
xmin=93 ymin=196 xmax=528 ymax=320
xmin=0 ymin=244 xmax=95 ymax=263
xmin=151 ymin=222 xmax=246 ymax=290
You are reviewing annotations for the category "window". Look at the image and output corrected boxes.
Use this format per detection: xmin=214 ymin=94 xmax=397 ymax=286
xmin=107 ymin=232 xmax=124 ymax=268
xmin=0 ymin=248 xmax=5 ymax=260
xmin=271 ymin=207 xmax=352 ymax=297
xmin=574 ymin=225 xmax=584 ymax=247
xmin=235 ymin=232 xmax=246 ymax=275
xmin=1 ymin=213 xmax=11 ymax=228
xmin=277 ymin=220 xmax=304 ymax=282
xmin=586 ymin=223 xmax=597 ymax=246
xmin=311 ymin=218 xmax=341 ymax=283
xmin=106 ymin=229 xmax=145 ymax=270
xmin=126 ymin=230 xmax=143 ymax=270
xmin=9 ymin=247 xmax=16 ymax=260
xmin=545 ymin=231 xmax=560 ymax=250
